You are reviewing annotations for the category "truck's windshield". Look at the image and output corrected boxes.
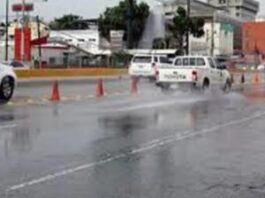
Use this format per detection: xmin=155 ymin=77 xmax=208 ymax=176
xmin=133 ymin=56 xmax=152 ymax=63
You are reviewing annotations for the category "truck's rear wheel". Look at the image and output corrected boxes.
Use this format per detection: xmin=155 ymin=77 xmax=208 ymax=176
xmin=202 ymin=78 xmax=210 ymax=90
xmin=223 ymin=79 xmax=232 ymax=93
xmin=160 ymin=83 xmax=170 ymax=92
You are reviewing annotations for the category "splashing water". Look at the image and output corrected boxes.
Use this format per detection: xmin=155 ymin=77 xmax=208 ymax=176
xmin=138 ymin=1 xmax=166 ymax=49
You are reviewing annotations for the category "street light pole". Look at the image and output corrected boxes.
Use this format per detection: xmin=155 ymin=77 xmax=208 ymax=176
xmin=5 ymin=0 xmax=9 ymax=61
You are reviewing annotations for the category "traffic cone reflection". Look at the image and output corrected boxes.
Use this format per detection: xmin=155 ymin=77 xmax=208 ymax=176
xmin=131 ymin=78 xmax=138 ymax=95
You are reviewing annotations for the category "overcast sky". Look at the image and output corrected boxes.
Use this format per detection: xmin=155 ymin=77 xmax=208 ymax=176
xmin=0 ymin=0 xmax=264 ymax=22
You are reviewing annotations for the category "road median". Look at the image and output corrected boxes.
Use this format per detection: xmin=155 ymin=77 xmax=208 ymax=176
xmin=15 ymin=68 xmax=128 ymax=78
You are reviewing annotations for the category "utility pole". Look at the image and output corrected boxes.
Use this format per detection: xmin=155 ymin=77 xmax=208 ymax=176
xmin=36 ymin=15 xmax=42 ymax=68
xmin=5 ymin=0 xmax=9 ymax=61
xmin=210 ymin=12 xmax=215 ymax=56
xmin=21 ymin=0 xmax=26 ymax=61
xmin=186 ymin=0 xmax=191 ymax=55
xmin=127 ymin=0 xmax=133 ymax=49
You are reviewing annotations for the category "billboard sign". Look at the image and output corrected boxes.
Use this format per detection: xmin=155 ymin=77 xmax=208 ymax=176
xmin=12 ymin=3 xmax=34 ymax=12
xmin=110 ymin=30 xmax=124 ymax=52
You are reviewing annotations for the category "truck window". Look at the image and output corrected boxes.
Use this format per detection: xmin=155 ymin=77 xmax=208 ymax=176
xmin=174 ymin=58 xmax=182 ymax=66
xmin=183 ymin=58 xmax=189 ymax=66
xmin=208 ymin=58 xmax=215 ymax=68
xmin=133 ymin=56 xmax=152 ymax=63
xmin=160 ymin=57 xmax=170 ymax=64
xmin=154 ymin=56 xmax=158 ymax=63
xmin=190 ymin=58 xmax=196 ymax=66
xmin=196 ymin=58 xmax=206 ymax=66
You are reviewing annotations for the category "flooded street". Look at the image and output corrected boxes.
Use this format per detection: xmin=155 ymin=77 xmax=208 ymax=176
xmin=1 ymin=80 xmax=265 ymax=198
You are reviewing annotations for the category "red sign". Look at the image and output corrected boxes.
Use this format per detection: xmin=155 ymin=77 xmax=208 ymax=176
xmin=24 ymin=27 xmax=32 ymax=61
xmin=14 ymin=27 xmax=32 ymax=61
xmin=12 ymin=3 xmax=34 ymax=12
xmin=14 ymin=28 xmax=22 ymax=61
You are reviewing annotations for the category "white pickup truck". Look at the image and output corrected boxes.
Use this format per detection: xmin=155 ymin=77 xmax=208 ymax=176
xmin=156 ymin=56 xmax=232 ymax=91
xmin=129 ymin=54 xmax=171 ymax=80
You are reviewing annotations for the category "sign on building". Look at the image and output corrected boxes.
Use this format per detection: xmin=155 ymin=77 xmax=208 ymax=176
xmin=110 ymin=30 xmax=124 ymax=52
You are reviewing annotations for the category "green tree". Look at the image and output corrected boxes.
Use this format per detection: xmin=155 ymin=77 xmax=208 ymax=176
xmin=49 ymin=14 xmax=88 ymax=30
xmin=98 ymin=0 xmax=149 ymax=48
xmin=169 ymin=7 xmax=205 ymax=54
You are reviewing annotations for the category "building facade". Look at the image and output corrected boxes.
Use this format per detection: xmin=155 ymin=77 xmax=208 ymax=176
xmin=207 ymin=0 xmax=259 ymax=21
xmin=163 ymin=0 xmax=240 ymax=55
xmin=242 ymin=22 xmax=265 ymax=54
xmin=190 ymin=22 xmax=234 ymax=55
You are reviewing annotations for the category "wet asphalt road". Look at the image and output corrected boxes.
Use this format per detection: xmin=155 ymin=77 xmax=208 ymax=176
xmin=1 ymin=80 xmax=265 ymax=198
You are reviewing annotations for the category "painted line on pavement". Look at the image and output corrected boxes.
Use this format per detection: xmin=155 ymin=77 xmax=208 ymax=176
xmin=5 ymin=110 xmax=265 ymax=193
xmin=0 ymin=124 xmax=17 ymax=130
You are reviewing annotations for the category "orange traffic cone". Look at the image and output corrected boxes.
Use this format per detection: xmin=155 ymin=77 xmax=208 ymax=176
xmin=252 ymin=72 xmax=260 ymax=84
xmin=50 ymin=80 xmax=60 ymax=102
xmin=131 ymin=78 xmax=138 ymax=95
xmin=96 ymin=79 xmax=104 ymax=97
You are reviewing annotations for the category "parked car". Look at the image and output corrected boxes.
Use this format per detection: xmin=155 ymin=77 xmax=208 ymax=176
xmin=0 ymin=63 xmax=17 ymax=103
xmin=129 ymin=54 xmax=172 ymax=80
xmin=156 ymin=56 xmax=232 ymax=92
xmin=9 ymin=61 xmax=30 ymax=70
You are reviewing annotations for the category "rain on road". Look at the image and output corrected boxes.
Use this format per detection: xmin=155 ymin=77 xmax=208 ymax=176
xmin=1 ymin=80 xmax=265 ymax=198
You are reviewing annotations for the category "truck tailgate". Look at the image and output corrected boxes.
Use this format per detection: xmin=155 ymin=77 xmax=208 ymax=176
xmin=129 ymin=63 xmax=154 ymax=76
xmin=158 ymin=68 xmax=196 ymax=83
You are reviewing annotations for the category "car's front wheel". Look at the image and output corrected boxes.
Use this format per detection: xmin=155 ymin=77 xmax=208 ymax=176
xmin=0 ymin=76 xmax=14 ymax=103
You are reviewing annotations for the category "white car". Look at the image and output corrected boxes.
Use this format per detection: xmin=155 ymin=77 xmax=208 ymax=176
xmin=129 ymin=54 xmax=171 ymax=79
xmin=156 ymin=56 xmax=232 ymax=91
xmin=0 ymin=63 xmax=17 ymax=102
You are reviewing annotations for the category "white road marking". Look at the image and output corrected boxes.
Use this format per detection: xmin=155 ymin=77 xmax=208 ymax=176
xmin=5 ymin=110 xmax=265 ymax=193
xmin=0 ymin=124 xmax=17 ymax=130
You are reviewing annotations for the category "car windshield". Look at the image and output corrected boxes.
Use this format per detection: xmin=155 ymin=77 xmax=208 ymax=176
xmin=133 ymin=56 xmax=152 ymax=63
